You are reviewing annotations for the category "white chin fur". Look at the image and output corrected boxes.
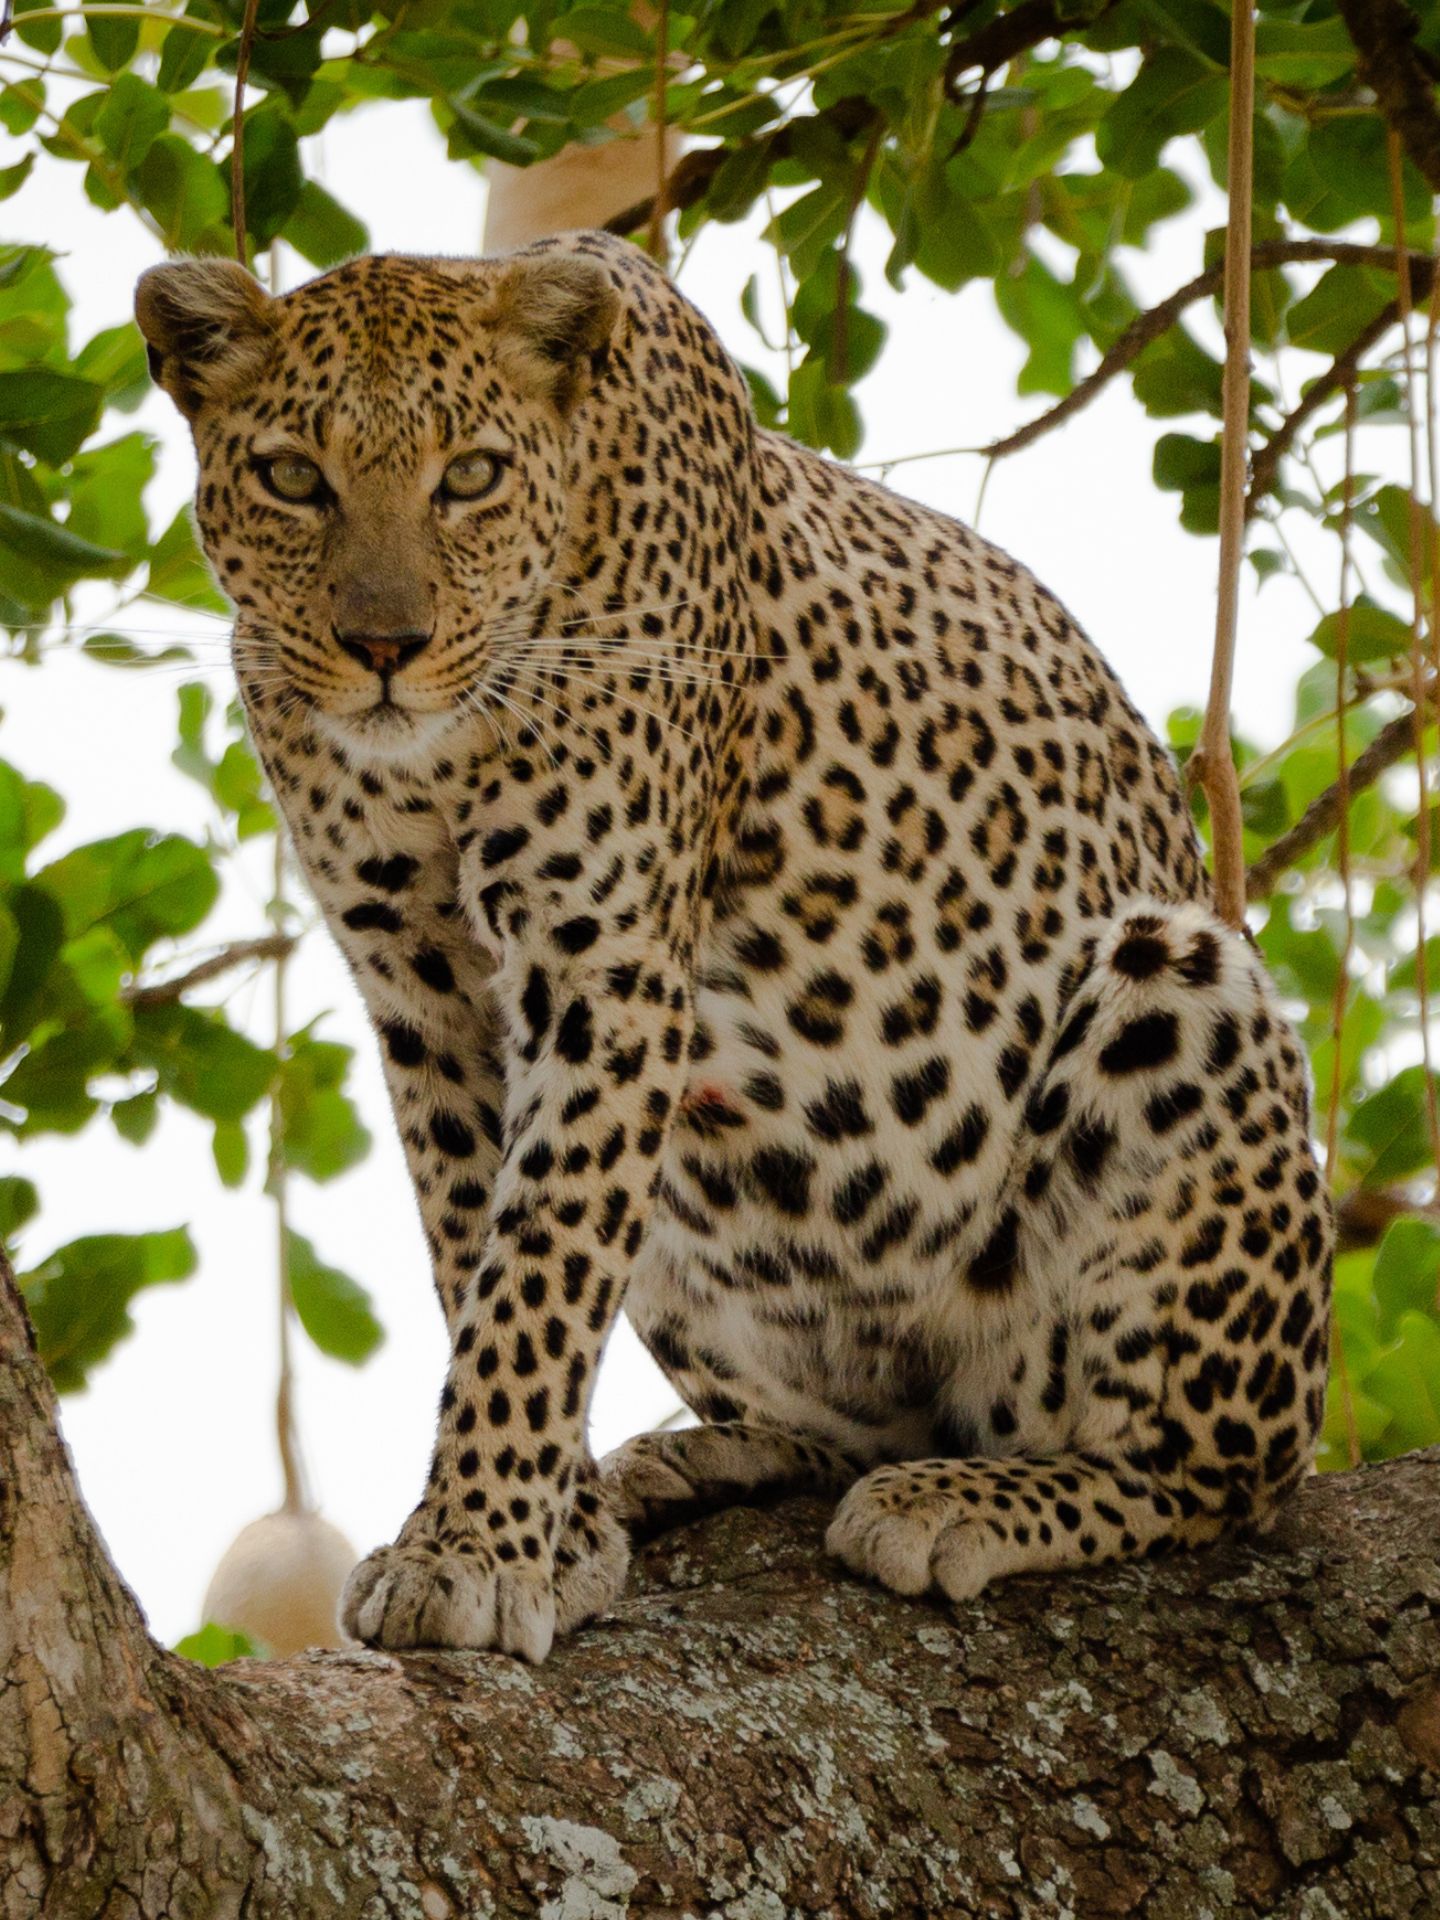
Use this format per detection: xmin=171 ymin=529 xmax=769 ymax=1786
xmin=314 ymin=702 xmax=460 ymax=765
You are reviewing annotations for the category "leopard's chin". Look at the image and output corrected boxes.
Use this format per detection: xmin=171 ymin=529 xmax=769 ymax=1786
xmin=314 ymin=699 xmax=461 ymax=765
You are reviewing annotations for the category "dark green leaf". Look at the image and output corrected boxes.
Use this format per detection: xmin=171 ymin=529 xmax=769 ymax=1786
xmin=1307 ymin=597 xmax=1412 ymax=666
xmin=287 ymin=1229 xmax=384 ymax=1363
xmin=1096 ymin=50 xmax=1228 ymax=180
xmin=0 ymin=368 xmax=105 ymax=464
xmin=20 ymin=1227 xmax=197 ymax=1391
xmin=87 ymin=11 xmax=141 ymax=71
xmin=132 ymin=1002 xmax=275 ymax=1122
xmin=0 ymin=1173 xmax=38 ymax=1243
xmin=96 ymin=74 xmax=171 ymax=172
xmin=281 ymin=179 xmax=369 ymax=268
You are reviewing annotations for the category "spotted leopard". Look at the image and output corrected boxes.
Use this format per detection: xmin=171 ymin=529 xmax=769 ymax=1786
xmin=136 ymin=231 xmax=1332 ymax=1662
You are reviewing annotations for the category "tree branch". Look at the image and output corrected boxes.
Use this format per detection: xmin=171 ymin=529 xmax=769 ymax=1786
xmin=982 ymin=241 xmax=1435 ymax=461
xmin=4 ymin=1240 xmax=1440 ymax=1914
xmin=1244 ymin=295 xmax=1407 ymax=521
xmin=1245 ymin=682 xmax=1436 ymax=899
xmin=1337 ymin=0 xmax=1440 ymax=193
xmin=119 ymin=932 xmax=297 ymax=1008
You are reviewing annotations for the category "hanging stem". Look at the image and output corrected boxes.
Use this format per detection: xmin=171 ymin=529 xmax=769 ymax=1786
xmin=1195 ymin=0 xmax=1255 ymax=931
xmin=1327 ymin=381 xmax=1361 ymax=1472
xmin=270 ymin=830 xmax=307 ymax=1516
xmin=231 ymin=0 xmax=262 ymax=262
xmin=647 ymin=0 xmax=669 ymax=263
xmin=1387 ymin=127 xmax=1440 ymax=1185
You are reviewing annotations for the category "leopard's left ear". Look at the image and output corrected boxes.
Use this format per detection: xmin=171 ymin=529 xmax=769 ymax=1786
xmin=486 ymin=252 xmax=622 ymax=415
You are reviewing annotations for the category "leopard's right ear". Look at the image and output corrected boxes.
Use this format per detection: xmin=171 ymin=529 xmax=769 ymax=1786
xmin=134 ymin=258 xmax=277 ymax=419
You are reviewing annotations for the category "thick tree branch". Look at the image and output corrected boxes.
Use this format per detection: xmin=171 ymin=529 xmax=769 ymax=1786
xmin=1245 ymin=682 xmax=1435 ymax=898
xmin=3 ymin=1242 xmax=1439 ymax=1915
xmin=1338 ymin=0 xmax=1440 ymax=193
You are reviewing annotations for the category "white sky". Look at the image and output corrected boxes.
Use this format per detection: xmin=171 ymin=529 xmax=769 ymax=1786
xmin=2 ymin=84 xmax=1375 ymax=1643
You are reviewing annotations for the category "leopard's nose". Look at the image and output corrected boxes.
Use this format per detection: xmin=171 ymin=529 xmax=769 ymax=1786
xmin=333 ymin=629 xmax=432 ymax=676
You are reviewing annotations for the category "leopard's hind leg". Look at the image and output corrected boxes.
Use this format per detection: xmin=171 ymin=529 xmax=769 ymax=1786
xmin=828 ymin=901 xmax=1333 ymax=1606
xmin=602 ymin=1423 xmax=861 ymax=1541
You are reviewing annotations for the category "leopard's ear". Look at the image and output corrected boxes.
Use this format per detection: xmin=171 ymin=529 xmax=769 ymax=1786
xmin=134 ymin=257 xmax=277 ymax=419
xmin=486 ymin=252 xmax=622 ymax=415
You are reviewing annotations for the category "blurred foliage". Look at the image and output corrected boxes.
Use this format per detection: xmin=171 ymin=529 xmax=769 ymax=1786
xmin=0 ymin=0 xmax=1438 ymax=1467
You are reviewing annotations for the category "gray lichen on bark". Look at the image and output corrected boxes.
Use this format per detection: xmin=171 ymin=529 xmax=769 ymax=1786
xmin=2 ymin=1253 xmax=1437 ymax=1918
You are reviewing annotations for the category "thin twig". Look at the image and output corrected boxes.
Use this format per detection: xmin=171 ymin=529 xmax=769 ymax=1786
xmin=269 ymin=834 xmax=308 ymax=1517
xmin=1389 ymin=125 xmax=1440 ymax=1183
xmin=1196 ymin=0 xmax=1256 ymax=932
xmin=230 ymin=0 xmax=262 ymax=262
xmin=980 ymin=241 xmax=1436 ymax=463
xmin=120 ymin=933 xmax=298 ymax=1007
xmin=1327 ymin=382 xmax=1361 ymax=1471
xmin=647 ymin=0 xmax=669 ymax=263
xmin=1245 ymin=686 xmax=1438 ymax=898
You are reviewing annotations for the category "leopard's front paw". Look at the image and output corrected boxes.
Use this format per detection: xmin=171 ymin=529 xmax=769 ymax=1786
xmin=341 ymin=1537 xmax=556 ymax=1662
xmin=826 ymin=1465 xmax=1005 ymax=1604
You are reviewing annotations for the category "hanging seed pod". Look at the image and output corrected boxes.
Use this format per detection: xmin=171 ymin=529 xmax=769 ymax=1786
xmin=202 ymin=1509 xmax=357 ymax=1657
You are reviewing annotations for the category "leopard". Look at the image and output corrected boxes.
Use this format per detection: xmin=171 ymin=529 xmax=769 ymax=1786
xmin=136 ymin=230 xmax=1332 ymax=1664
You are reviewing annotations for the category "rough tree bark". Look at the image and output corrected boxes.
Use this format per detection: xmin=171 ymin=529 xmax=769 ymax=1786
xmin=2 ymin=1248 xmax=1437 ymax=1920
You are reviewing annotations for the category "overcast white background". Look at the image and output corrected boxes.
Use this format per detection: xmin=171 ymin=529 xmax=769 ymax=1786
xmin=2 ymin=74 xmax=1359 ymax=1643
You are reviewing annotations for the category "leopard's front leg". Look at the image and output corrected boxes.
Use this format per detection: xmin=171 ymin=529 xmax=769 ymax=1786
xmin=343 ymin=908 xmax=693 ymax=1661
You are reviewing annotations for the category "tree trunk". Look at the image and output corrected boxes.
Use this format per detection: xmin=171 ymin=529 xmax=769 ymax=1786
xmin=2 ymin=1252 xmax=1438 ymax=1919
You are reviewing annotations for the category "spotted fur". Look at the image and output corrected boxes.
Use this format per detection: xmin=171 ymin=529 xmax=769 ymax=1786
xmin=137 ymin=232 xmax=1332 ymax=1662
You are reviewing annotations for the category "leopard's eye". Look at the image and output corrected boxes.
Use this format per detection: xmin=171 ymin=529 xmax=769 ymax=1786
xmin=260 ymin=454 xmax=325 ymax=503
xmin=440 ymin=451 xmax=505 ymax=502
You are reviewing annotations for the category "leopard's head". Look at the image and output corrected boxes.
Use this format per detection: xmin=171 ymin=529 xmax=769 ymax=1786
xmin=136 ymin=247 xmax=621 ymax=759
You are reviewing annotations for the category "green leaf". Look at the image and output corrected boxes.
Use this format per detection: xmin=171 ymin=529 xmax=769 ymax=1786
xmin=36 ymin=829 xmax=219 ymax=963
xmin=550 ymin=6 xmax=652 ymax=56
xmin=1371 ymin=1217 xmax=1440 ymax=1341
xmin=87 ymin=10 xmax=141 ymax=72
xmin=1097 ymin=49 xmax=1228 ymax=181
xmin=1153 ymin=432 xmax=1220 ymax=492
xmin=281 ymin=179 xmax=369 ymax=268
xmin=1364 ymin=1312 xmax=1440 ymax=1454
xmin=0 ymin=884 xmax=64 ymax=1047
xmin=0 ymin=1173 xmax=39 ymax=1243
xmin=96 ymin=74 xmax=171 ymax=174
xmin=175 ymin=1621 xmax=262 ymax=1666
xmin=1131 ymin=325 xmax=1223 ymax=419
xmin=229 ymin=102 xmax=304 ymax=246
xmin=136 ymin=132 xmax=231 ymax=252
xmin=277 ymin=1028 xmax=371 ymax=1183
xmin=19 ymin=1226 xmax=197 ymax=1392
xmin=994 ymin=255 xmax=1086 ymax=398
xmin=0 ymin=154 xmax=35 ymax=203
xmin=147 ymin=505 xmax=227 ymax=614
xmin=0 ymin=500 xmax=128 ymax=610
xmin=65 ymin=432 xmax=157 ymax=560
xmin=1254 ymin=15 xmax=1355 ymax=87
xmin=0 ymin=368 xmax=106 ymax=465
xmin=112 ymin=1089 xmax=159 ymax=1145
xmin=157 ymin=19 xmax=215 ymax=95
xmin=1346 ymin=1066 xmax=1440 ymax=1187
xmin=212 ymin=1117 xmax=249 ymax=1187
xmin=286 ymin=1229 xmax=383 ymax=1364
xmin=1286 ymin=265 xmax=1392 ymax=357
xmin=1306 ymin=597 xmax=1412 ymax=666
xmin=132 ymin=1002 xmax=275 ymax=1123
xmin=445 ymin=98 xmax=542 ymax=167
